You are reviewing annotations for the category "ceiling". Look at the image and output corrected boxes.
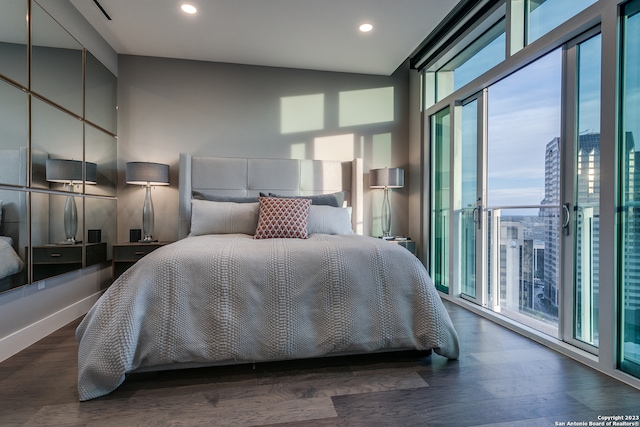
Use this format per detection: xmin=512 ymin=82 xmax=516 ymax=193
xmin=69 ymin=0 xmax=460 ymax=76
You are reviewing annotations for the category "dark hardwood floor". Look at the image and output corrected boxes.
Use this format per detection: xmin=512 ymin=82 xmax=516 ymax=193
xmin=1 ymin=300 xmax=639 ymax=426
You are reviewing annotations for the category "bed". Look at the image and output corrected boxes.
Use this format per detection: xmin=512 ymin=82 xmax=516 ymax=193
xmin=76 ymin=154 xmax=460 ymax=401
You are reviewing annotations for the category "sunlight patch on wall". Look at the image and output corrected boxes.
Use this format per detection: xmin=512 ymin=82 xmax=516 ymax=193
xmin=313 ymin=134 xmax=354 ymax=161
xmin=371 ymin=133 xmax=393 ymax=168
xmin=339 ymin=87 xmax=394 ymax=127
xmin=280 ymin=94 xmax=324 ymax=134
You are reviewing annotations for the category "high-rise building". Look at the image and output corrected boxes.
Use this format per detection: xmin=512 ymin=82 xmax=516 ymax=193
xmin=541 ymin=137 xmax=561 ymax=307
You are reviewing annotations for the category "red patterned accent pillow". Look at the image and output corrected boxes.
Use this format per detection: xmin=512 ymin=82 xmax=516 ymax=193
xmin=254 ymin=197 xmax=312 ymax=239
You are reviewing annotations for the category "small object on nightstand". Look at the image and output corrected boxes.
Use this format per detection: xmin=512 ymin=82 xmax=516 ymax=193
xmin=129 ymin=229 xmax=142 ymax=243
xmin=88 ymin=229 xmax=101 ymax=243
xmin=112 ymin=241 xmax=169 ymax=281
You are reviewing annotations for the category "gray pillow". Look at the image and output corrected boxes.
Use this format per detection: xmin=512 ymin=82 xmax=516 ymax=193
xmin=265 ymin=191 xmax=345 ymax=207
xmin=192 ymin=191 xmax=259 ymax=203
xmin=307 ymin=206 xmax=354 ymax=235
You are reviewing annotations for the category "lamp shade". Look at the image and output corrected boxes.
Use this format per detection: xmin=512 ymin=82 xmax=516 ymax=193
xmin=46 ymin=159 xmax=97 ymax=184
xmin=126 ymin=162 xmax=170 ymax=185
xmin=369 ymin=167 xmax=404 ymax=189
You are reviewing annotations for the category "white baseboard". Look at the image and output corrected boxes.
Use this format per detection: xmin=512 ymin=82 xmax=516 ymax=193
xmin=0 ymin=292 xmax=102 ymax=363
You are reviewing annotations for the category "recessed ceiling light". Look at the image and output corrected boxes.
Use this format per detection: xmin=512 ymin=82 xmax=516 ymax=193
xmin=359 ymin=23 xmax=373 ymax=33
xmin=181 ymin=4 xmax=197 ymax=14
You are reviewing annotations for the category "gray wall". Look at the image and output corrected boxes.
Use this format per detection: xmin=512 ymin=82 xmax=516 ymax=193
xmin=117 ymin=55 xmax=411 ymax=242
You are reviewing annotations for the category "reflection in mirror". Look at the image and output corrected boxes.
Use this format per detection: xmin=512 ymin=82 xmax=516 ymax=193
xmin=85 ymin=198 xmax=115 ymax=265
xmin=31 ymin=98 xmax=83 ymax=190
xmin=0 ymin=188 xmax=28 ymax=293
xmin=31 ymin=1 xmax=83 ymax=116
xmin=31 ymin=192 xmax=85 ymax=282
xmin=45 ymin=159 xmax=96 ymax=244
xmin=86 ymin=52 xmax=117 ymax=134
xmin=0 ymin=80 xmax=28 ymax=186
xmin=0 ymin=0 xmax=28 ymax=87
xmin=85 ymin=125 xmax=117 ymax=197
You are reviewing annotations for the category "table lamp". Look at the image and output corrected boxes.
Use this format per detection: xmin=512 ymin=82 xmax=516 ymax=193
xmin=369 ymin=167 xmax=404 ymax=237
xmin=126 ymin=161 xmax=169 ymax=242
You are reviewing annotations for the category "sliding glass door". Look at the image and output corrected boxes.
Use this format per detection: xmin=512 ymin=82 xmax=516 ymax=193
xmin=565 ymin=30 xmax=602 ymax=350
xmin=455 ymin=93 xmax=486 ymax=305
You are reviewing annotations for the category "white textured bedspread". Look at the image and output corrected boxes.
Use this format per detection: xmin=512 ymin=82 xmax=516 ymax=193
xmin=76 ymin=234 xmax=459 ymax=401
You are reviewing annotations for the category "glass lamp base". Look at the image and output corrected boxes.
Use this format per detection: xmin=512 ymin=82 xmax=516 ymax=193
xmin=141 ymin=185 xmax=156 ymax=243
xmin=381 ymin=187 xmax=391 ymax=237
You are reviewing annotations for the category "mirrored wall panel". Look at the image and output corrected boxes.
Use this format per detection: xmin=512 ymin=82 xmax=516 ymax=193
xmin=31 ymin=98 xmax=84 ymax=190
xmin=85 ymin=125 xmax=117 ymax=197
xmin=0 ymin=0 xmax=28 ymax=87
xmin=31 ymin=1 xmax=83 ymax=116
xmin=0 ymin=80 xmax=28 ymax=186
xmin=86 ymin=52 xmax=117 ymax=134
xmin=0 ymin=1 xmax=117 ymax=296
xmin=0 ymin=188 xmax=28 ymax=291
xmin=85 ymin=197 xmax=116 ymax=264
xmin=31 ymin=192 xmax=85 ymax=281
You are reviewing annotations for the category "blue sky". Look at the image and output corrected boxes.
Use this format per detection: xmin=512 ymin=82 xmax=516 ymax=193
xmin=487 ymin=48 xmax=562 ymax=208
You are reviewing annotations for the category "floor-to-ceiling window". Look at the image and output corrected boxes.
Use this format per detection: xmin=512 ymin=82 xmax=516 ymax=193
xmin=417 ymin=0 xmax=639 ymax=388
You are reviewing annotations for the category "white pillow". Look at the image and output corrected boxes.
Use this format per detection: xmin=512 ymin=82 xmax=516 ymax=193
xmin=307 ymin=205 xmax=354 ymax=235
xmin=190 ymin=199 xmax=259 ymax=236
xmin=0 ymin=236 xmax=25 ymax=280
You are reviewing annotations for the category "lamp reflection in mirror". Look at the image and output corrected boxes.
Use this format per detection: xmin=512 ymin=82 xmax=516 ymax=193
xmin=46 ymin=159 xmax=97 ymax=244
xmin=369 ymin=167 xmax=404 ymax=237
xmin=126 ymin=162 xmax=169 ymax=242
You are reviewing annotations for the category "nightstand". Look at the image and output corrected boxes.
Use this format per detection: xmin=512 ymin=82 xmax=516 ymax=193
xmin=112 ymin=242 xmax=169 ymax=280
xmin=32 ymin=242 xmax=108 ymax=281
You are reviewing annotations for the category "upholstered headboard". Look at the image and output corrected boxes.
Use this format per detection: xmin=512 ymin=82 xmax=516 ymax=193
xmin=178 ymin=154 xmax=363 ymax=239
